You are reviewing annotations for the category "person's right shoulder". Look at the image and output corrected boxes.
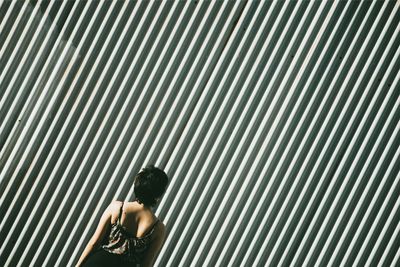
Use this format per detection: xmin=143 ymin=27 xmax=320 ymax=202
xmin=108 ymin=200 xmax=123 ymax=219
xmin=108 ymin=200 xmax=123 ymax=211
xmin=110 ymin=200 xmax=123 ymax=206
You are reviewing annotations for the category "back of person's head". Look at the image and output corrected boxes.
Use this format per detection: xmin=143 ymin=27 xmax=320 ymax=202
xmin=134 ymin=165 xmax=168 ymax=207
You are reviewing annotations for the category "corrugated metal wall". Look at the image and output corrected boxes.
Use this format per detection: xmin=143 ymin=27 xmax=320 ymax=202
xmin=0 ymin=1 xmax=399 ymax=266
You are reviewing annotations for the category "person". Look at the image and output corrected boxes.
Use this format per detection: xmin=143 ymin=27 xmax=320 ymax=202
xmin=76 ymin=166 xmax=169 ymax=267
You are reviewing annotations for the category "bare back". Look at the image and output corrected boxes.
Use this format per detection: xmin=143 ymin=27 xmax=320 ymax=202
xmin=111 ymin=201 xmax=160 ymax=237
xmin=109 ymin=201 xmax=166 ymax=266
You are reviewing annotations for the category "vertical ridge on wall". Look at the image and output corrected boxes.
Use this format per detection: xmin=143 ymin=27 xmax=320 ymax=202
xmin=0 ymin=1 xmax=399 ymax=266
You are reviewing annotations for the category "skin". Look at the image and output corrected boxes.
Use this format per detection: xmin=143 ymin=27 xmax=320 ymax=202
xmin=76 ymin=200 xmax=166 ymax=267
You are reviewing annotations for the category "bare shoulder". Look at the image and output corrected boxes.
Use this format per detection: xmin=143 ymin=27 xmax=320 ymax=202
xmin=154 ymin=220 xmax=166 ymax=240
xmin=157 ymin=220 xmax=165 ymax=230
xmin=142 ymin=219 xmax=166 ymax=267
xmin=107 ymin=200 xmax=123 ymax=221
xmin=109 ymin=200 xmax=123 ymax=212
xmin=110 ymin=200 xmax=123 ymax=207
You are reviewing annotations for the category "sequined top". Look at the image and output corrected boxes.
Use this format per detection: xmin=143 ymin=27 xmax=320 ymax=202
xmin=101 ymin=202 xmax=159 ymax=264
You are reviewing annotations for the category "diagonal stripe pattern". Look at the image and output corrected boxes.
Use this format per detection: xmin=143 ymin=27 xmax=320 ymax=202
xmin=0 ymin=1 xmax=399 ymax=266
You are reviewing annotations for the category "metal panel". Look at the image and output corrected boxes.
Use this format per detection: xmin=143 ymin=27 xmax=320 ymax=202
xmin=0 ymin=1 xmax=399 ymax=266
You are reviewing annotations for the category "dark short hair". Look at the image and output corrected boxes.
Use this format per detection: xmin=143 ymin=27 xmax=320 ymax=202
xmin=134 ymin=165 xmax=168 ymax=207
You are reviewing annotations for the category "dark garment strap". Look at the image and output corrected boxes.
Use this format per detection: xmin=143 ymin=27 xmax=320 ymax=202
xmin=118 ymin=202 xmax=124 ymax=224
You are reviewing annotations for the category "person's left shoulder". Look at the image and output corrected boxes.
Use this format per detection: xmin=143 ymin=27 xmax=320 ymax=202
xmin=154 ymin=219 xmax=166 ymax=240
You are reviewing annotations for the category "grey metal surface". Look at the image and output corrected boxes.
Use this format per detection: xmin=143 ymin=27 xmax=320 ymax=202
xmin=0 ymin=1 xmax=399 ymax=266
